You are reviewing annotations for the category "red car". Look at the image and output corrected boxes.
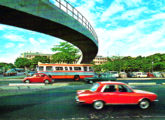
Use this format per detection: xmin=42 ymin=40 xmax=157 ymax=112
xmin=76 ymin=82 xmax=158 ymax=110
xmin=23 ymin=73 xmax=52 ymax=84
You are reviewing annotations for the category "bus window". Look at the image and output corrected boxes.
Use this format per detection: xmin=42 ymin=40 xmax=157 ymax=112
xmin=69 ymin=67 xmax=72 ymax=71
xmin=74 ymin=67 xmax=81 ymax=71
xmin=46 ymin=66 xmax=53 ymax=71
xmin=65 ymin=67 xmax=68 ymax=71
xmin=84 ymin=67 xmax=87 ymax=71
xmin=56 ymin=67 xmax=63 ymax=71
xmin=89 ymin=67 xmax=93 ymax=71
xmin=39 ymin=66 xmax=44 ymax=71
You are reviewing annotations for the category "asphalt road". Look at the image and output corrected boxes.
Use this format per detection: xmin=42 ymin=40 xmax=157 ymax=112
xmin=0 ymin=84 xmax=165 ymax=120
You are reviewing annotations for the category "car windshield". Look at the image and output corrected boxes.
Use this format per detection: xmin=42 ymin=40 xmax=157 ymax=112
xmin=90 ymin=83 xmax=99 ymax=92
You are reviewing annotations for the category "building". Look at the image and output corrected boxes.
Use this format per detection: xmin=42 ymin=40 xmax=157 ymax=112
xmin=21 ymin=51 xmax=52 ymax=59
xmin=93 ymin=56 xmax=108 ymax=65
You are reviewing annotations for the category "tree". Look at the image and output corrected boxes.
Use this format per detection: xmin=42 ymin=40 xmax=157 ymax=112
xmin=31 ymin=56 xmax=50 ymax=67
xmin=0 ymin=63 xmax=15 ymax=72
xmin=51 ymin=42 xmax=80 ymax=63
xmin=14 ymin=58 xmax=31 ymax=69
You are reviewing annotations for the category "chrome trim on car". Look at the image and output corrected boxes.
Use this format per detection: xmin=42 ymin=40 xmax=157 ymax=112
xmin=154 ymin=99 xmax=159 ymax=102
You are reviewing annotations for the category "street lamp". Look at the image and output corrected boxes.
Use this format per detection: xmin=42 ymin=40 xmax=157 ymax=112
xmin=152 ymin=61 xmax=154 ymax=72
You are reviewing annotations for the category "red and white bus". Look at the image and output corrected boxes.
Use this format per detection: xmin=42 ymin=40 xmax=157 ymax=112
xmin=37 ymin=63 xmax=95 ymax=81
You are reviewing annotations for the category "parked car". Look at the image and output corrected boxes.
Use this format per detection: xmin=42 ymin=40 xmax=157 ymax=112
xmin=84 ymin=73 xmax=116 ymax=84
xmin=136 ymin=72 xmax=147 ymax=78
xmin=25 ymin=71 xmax=37 ymax=76
xmin=147 ymin=72 xmax=155 ymax=78
xmin=23 ymin=73 xmax=52 ymax=84
xmin=76 ymin=82 xmax=158 ymax=110
xmin=161 ymin=72 xmax=165 ymax=78
xmin=153 ymin=72 xmax=162 ymax=78
xmin=109 ymin=71 xmax=119 ymax=78
xmin=119 ymin=72 xmax=127 ymax=78
xmin=3 ymin=69 xmax=17 ymax=76
xmin=127 ymin=72 xmax=137 ymax=78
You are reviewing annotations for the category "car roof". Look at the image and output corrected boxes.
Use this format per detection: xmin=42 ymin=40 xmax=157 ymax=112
xmin=97 ymin=81 xmax=126 ymax=85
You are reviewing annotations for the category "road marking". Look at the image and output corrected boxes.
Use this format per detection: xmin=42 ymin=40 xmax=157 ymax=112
xmin=128 ymin=82 xmax=156 ymax=85
xmin=9 ymin=83 xmax=45 ymax=86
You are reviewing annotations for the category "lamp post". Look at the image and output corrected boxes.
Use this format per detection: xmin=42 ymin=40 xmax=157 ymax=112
xmin=152 ymin=61 xmax=154 ymax=72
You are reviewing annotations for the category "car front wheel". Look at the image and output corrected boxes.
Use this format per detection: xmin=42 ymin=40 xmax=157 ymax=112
xmin=139 ymin=99 xmax=150 ymax=109
xmin=93 ymin=101 xmax=104 ymax=110
xmin=25 ymin=80 xmax=30 ymax=83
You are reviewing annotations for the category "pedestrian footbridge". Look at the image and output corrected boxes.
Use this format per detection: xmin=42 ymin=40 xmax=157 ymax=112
xmin=0 ymin=0 xmax=98 ymax=63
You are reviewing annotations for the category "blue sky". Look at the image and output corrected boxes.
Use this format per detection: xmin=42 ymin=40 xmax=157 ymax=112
xmin=1 ymin=0 xmax=165 ymax=63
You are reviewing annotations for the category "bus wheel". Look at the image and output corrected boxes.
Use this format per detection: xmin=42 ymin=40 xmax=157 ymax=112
xmin=74 ymin=75 xmax=80 ymax=81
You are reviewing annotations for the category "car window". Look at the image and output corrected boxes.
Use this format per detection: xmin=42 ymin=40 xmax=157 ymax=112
xmin=38 ymin=74 xmax=45 ymax=77
xmin=33 ymin=74 xmax=37 ymax=77
xmin=90 ymin=83 xmax=99 ymax=92
xmin=118 ymin=85 xmax=133 ymax=92
xmin=103 ymin=85 xmax=117 ymax=92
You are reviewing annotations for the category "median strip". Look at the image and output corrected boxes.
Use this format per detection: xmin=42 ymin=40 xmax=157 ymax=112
xmin=9 ymin=83 xmax=45 ymax=86
xmin=128 ymin=82 xmax=156 ymax=85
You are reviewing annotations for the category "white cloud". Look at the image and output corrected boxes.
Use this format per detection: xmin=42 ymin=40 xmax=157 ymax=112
xmin=120 ymin=7 xmax=147 ymax=20
xmin=100 ymin=2 xmax=124 ymax=22
xmin=122 ymin=0 xmax=142 ymax=7
xmin=68 ymin=0 xmax=77 ymax=3
xmin=18 ymin=43 xmax=25 ymax=48
xmin=29 ymin=38 xmax=39 ymax=45
xmin=4 ymin=34 xmax=26 ymax=42
xmin=0 ymin=25 xmax=5 ymax=30
xmin=97 ymin=10 xmax=165 ymax=57
xmin=5 ymin=43 xmax=15 ymax=48
xmin=39 ymin=39 xmax=46 ymax=43
xmin=0 ymin=53 xmax=20 ymax=63
xmin=151 ymin=13 xmax=165 ymax=20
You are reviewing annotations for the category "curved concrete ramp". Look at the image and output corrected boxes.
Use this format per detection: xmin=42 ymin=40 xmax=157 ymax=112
xmin=0 ymin=0 xmax=98 ymax=63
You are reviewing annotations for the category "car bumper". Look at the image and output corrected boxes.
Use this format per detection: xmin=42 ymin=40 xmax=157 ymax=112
xmin=75 ymin=96 xmax=84 ymax=104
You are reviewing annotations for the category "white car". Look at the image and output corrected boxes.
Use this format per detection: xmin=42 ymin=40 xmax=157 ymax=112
xmin=136 ymin=72 xmax=147 ymax=78
xmin=109 ymin=71 xmax=119 ymax=78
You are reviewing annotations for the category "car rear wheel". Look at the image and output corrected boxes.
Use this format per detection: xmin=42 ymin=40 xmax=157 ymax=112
xmin=44 ymin=80 xmax=50 ymax=84
xmin=89 ymin=80 xmax=93 ymax=84
xmin=25 ymin=80 xmax=30 ymax=83
xmin=139 ymin=99 xmax=150 ymax=109
xmin=93 ymin=101 xmax=104 ymax=110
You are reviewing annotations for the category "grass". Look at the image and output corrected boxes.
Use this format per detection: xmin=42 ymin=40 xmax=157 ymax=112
xmin=0 ymin=75 xmax=26 ymax=80
xmin=68 ymin=81 xmax=85 ymax=85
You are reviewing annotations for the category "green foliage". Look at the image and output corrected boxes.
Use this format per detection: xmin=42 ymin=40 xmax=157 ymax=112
xmin=31 ymin=56 xmax=50 ymax=66
xmin=0 ymin=63 xmax=15 ymax=72
xmin=14 ymin=58 xmax=31 ymax=68
xmin=93 ymin=53 xmax=165 ymax=72
xmin=51 ymin=42 xmax=80 ymax=63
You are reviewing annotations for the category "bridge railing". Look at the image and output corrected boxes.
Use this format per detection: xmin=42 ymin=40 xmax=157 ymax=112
xmin=49 ymin=0 xmax=98 ymax=42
